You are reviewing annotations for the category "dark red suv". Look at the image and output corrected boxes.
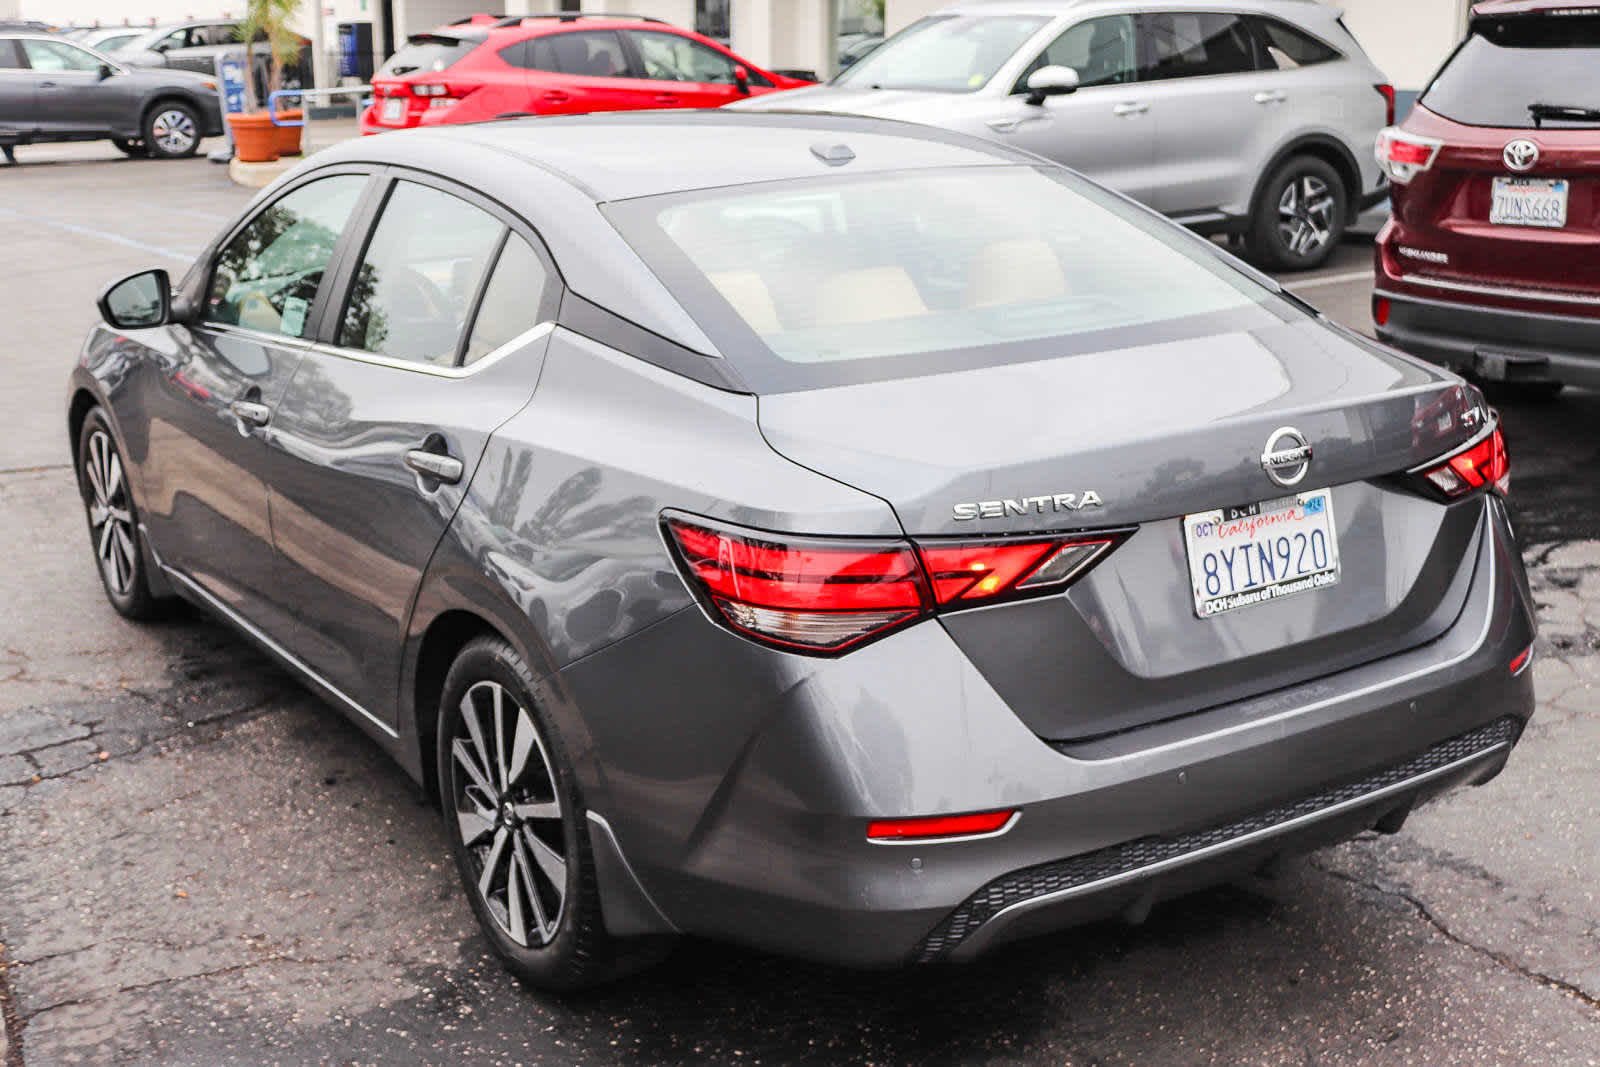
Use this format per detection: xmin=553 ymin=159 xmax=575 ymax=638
xmin=360 ymin=13 xmax=810 ymax=135
xmin=1373 ymin=1 xmax=1600 ymax=398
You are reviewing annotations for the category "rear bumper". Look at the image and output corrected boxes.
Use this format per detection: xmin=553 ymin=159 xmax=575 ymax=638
xmin=560 ymin=498 xmax=1535 ymax=967
xmin=1377 ymin=287 xmax=1600 ymax=390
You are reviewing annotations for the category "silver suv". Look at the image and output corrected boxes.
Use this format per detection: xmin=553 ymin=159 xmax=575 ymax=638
xmin=732 ymin=0 xmax=1392 ymax=270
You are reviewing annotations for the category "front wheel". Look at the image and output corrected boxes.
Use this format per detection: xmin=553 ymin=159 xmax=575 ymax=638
xmin=437 ymin=636 xmax=659 ymax=991
xmin=142 ymin=103 xmax=201 ymax=159
xmin=1245 ymin=156 xmax=1348 ymax=271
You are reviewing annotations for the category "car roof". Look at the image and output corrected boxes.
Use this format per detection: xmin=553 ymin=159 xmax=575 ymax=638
xmin=326 ymin=110 xmax=1035 ymax=202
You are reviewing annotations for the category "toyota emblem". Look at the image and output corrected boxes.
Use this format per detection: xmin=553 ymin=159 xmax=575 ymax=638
xmin=1261 ymin=427 xmax=1314 ymax=488
xmin=1503 ymin=140 xmax=1540 ymax=172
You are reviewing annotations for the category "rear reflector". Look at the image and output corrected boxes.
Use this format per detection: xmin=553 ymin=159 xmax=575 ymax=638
xmin=1374 ymin=296 xmax=1391 ymax=326
xmin=1421 ymin=426 xmax=1510 ymax=498
xmin=867 ymin=810 xmax=1016 ymax=841
xmin=664 ymin=514 xmax=1129 ymax=655
xmin=1509 ymin=645 xmax=1532 ymax=676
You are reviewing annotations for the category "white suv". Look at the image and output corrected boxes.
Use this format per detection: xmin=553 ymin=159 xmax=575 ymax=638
xmin=732 ymin=0 xmax=1392 ymax=270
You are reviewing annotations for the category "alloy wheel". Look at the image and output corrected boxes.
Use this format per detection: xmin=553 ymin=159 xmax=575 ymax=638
xmin=150 ymin=109 xmax=197 ymax=155
xmin=1276 ymin=174 xmax=1337 ymax=258
xmin=82 ymin=429 xmax=137 ymax=598
xmin=450 ymin=680 xmax=568 ymax=947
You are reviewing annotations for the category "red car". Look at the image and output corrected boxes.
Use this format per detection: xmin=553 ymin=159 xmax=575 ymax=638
xmin=360 ymin=14 xmax=810 ymax=134
xmin=1373 ymin=0 xmax=1600 ymax=398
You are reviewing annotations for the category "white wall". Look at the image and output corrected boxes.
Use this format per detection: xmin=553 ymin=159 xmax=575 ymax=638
xmin=1339 ymin=0 xmax=1468 ymax=90
xmin=884 ymin=0 xmax=943 ymax=36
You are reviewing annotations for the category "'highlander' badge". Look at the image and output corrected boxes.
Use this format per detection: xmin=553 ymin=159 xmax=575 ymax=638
xmin=953 ymin=491 xmax=1103 ymax=521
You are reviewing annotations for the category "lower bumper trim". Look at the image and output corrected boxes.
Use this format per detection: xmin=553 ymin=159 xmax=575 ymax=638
xmin=914 ymin=716 xmax=1520 ymax=963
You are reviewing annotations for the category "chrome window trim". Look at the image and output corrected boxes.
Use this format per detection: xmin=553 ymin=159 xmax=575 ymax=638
xmin=192 ymin=320 xmax=316 ymax=350
xmin=303 ymin=321 xmax=555 ymax=378
xmin=1399 ymin=272 xmax=1600 ymax=308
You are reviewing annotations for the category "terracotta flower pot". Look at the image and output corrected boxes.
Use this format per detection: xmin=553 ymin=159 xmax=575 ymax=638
xmin=227 ymin=111 xmax=279 ymax=163
xmin=272 ymin=109 xmax=304 ymax=156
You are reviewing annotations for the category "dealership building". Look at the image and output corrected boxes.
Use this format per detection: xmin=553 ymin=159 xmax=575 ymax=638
xmin=7 ymin=0 xmax=1475 ymax=100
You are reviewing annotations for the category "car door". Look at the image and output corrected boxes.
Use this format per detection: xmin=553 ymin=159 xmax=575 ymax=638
xmin=0 ymin=39 xmax=37 ymax=136
xmin=522 ymin=29 xmax=647 ymax=114
xmin=139 ymin=170 xmax=371 ymax=642
xmin=623 ymin=29 xmax=753 ymax=109
xmin=265 ymin=173 xmax=559 ymax=723
xmin=982 ymin=15 xmax=1159 ymax=204
xmin=18 ymin=37 xmax=121 ymax=133
xmin=1132 ymin=11 xmax=1271 ymax=217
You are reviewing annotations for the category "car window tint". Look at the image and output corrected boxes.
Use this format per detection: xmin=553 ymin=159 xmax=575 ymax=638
xmin=0 ymin=40 xmax=23 ymax=68
xmin=1016 ymin=15 xmax=1138 ymax=92
xmin=1250 ymin=18 xmax=1339 ymax=69
xmin=631 ymin=30 xmax=738 ymax=83
xmin=205 ymin=175 xmax=367 ymax=338
xmin=543 ymin=30 xmax=630 ymax=77
xmin=381 ymin=34 xmax=479 ymax=75
xmin=500 ymin=36 xmax=561 ymax=72
xmin=463 ymin=236 xmax=551 ymax=365
xmin=20 ymin=39 xmax=101 ymax=71
xmin=1143 ymin=12 xmax=1259 ymax=79
xmin=1420 ymin=18 xmax=1600 ymax=128
xmin=338 ymin=181 xmax=505 ymax=366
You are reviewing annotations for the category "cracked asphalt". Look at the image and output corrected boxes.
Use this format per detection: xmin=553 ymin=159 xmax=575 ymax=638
xmin=2 ymin=143 xmax=1597 ymax=1066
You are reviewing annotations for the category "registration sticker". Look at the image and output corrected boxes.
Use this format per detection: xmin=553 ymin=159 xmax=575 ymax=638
xmin=1183 ymin=489 xmax=1340 ymax=618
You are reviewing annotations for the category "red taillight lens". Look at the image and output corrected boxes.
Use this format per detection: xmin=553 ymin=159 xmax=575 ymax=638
xmin=1373 ymin=296 xmax=1391 ymax=326
xmin=1421 ymin=426 xmax=1510 ymax=498
xmin=1376 ymin=83 xmax=1396 ymax=127
xmin=867 ymin=810 xmax=1016 ymax=841
xmin=1376 ymin=127 xmax=1441 ymax=184
xmin=664 ymin=515 xmax=1128 ymax=655
xmin=1509 ymin=645 xmax=1532 ymax=675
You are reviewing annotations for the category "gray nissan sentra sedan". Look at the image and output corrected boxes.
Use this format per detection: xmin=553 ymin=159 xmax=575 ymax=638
xmin=68 ymin=112 xmax=1536 ymax=990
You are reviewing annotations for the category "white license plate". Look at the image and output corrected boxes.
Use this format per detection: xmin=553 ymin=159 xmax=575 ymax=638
xmin=381 ymin=96 xmax=405 ymax=123
xmin=1491 ymin=177 xmax=1568 ymax=229
xmin=1183 ymin=489 xmax=1340 ymax=618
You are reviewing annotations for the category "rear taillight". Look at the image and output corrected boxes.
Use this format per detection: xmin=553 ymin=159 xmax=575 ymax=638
xmin=663 ymin=515 xmax=1127 ymax=655
xmin=1376 ymin=127 xmax=1442 ymax=184
xmin=1419 ymin=425 xmax=1510 ymax=498
xmin=412 ymin=82 xmax=463 ymax=108
xmin=1375 ymin=83 xmax=1396 ymax=127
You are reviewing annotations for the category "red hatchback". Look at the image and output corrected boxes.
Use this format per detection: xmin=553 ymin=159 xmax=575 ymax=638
xmin=360 ymin=14 xmax=810 ymax=135
xmin=1373 ymin=1 xmax=1600 ymax=397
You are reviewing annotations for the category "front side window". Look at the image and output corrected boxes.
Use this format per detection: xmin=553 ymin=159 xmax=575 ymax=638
xmin=205 ymin=175 xmax=367 ymax=337
xmin=832 ymin=15 xmax=1049 ymax=92
xmin=1016 ymin=15 xmax=1139 ymax=92
xmin=20 ymin=39 xmax=102 ymax=72
xmin=1142 ymin=12 xmax=1259 ymax=80
xmin=630 ymin=30 xmax=738 ymax=83
xmin=337 ymin=181 xmax=505 ymax=366
xmin=462 ymin=236 xmax=552 ymax=365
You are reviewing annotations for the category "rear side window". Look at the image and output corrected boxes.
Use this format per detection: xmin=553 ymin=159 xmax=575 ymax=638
xmin=462 ymin=235 xmax=552 ymax=365
xmin=1142 ymin=12 xmax=1259 ymax=79
xmin=532 ymin=30 xmax=632 ymax=77
xmin=1250 ymin=17 xmax=1341 ymax=69
xmin=381 ymin=33 xmax=481 ymax=76
xmin=1421 ymin=17 xmax=1600 ymax=128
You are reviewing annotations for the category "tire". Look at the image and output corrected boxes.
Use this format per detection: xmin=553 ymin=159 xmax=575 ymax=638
xmin=1245 ymin=155 xmax=1348 ymax=272
xmin=75 ymin=408 xmax=163 ymax=619
xmin=142 ymin=102 xmax=201 ymax=159
xmin=111 ymin=137 xmax=148 ymax=158
xmin=436 ymin=636 xmax=660 ymax=991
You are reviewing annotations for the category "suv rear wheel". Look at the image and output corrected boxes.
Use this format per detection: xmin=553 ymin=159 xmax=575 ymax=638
xmin=1247 ymin=155 xmax=1347 ymax=271
xmin=143 ymin=102 xmax=200 ymax=159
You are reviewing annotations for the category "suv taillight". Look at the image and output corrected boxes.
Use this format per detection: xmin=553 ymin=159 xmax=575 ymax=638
xmin=1418 ymin=425 xmax=1510 ymax=499
xmin=663 ymin=514 xmax=1127 ymax=654
xmin=1375 ymin=83 xmax=1396 ymax=127
xmin=1376 ymin=127 xmax=1442 ymax=184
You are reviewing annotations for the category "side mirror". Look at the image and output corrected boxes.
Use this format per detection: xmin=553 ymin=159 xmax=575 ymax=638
xmin=733 ymin=65 xmax=750 ymax=95
xmin=1025 ymin=65 xmax=1080 ymax=106
xmin=98 ymin=269 xmax=172 ymax=330
xmin=97 ymin=63 xmax=114 ymax=80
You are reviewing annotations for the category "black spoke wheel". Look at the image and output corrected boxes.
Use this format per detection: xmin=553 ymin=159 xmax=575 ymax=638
xmin=437 ymin=636 xmax=662 ymax=990
xmin=1246 ymin=155 xmax=1348 ymax=271
xmin=76 ymin=408 xmax=162 ymax=619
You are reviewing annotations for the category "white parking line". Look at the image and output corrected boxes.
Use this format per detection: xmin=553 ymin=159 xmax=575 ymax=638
xmin=0 ymin=206 xmax=195 ymax=263
xmin=1285 ymin=269 xmax=1374 ymax=290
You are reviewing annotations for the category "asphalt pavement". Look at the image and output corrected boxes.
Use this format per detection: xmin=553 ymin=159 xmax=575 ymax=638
xmin=1 ymin=142 xmax=1597 ymax=1066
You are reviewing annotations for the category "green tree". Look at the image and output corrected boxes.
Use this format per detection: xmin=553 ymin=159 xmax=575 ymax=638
xmin=236 ymin=0 xmax=303 ymax=110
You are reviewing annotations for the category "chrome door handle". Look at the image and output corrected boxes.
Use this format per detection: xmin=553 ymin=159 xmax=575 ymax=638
xmin=404 ymin=449 xmax=463 ymax=485
xmin=1254 ymin=90 xmax=1287 ymax=104
xmin=1111 ymin=102 xmax=1149 ymax=116
xmin=230 ymin=400 xmax=271 ymax=427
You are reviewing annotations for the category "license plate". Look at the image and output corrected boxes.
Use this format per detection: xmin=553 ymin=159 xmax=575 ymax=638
xmin=1490 ymin=177 xmax=1568 ymax=229
xmin=1183 ymin=489 xmax=1340 ymax=618
xmin=381 ymin=96 xmax=405 ymax=123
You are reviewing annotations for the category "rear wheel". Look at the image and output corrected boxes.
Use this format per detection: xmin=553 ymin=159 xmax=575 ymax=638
xmin=111 ymin=137 xmax=148 ymax=157
xmin=1246 ymin=155 xmax=1348 ymax=271
xmin=437 ymin=637 xmax=660 ymax=991
xmin=142 ymin=102 xmax=200 ymax=159
xmin=75 ymin=408 xmax=163 ymax=619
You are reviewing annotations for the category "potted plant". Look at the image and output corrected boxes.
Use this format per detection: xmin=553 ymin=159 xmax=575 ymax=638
xmin=226 ymin=0 xmax=306 ymax=162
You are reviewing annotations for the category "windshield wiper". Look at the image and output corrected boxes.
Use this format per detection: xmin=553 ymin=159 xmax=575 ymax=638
xmin=1529 ymin=102 xmax=1600 ymax=128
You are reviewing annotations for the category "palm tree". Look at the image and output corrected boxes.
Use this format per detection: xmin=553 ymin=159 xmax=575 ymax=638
xmin=236 ymin=0 xmax=303 ymax=111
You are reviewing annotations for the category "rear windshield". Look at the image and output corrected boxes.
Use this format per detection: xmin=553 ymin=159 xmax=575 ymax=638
xmin=380 ymin=33 xmax=480 ymax=76
xmin=604 ymin=165 xmax=1283 ymax=393
xmin=1422 ymin=16 xmax=1600 ymax=128
xmin=832 ymin=15 xmax=1049 ymax=92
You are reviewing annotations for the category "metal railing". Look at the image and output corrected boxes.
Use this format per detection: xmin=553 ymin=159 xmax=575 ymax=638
xmin=267 ymin=85 xmax=373 ymax=127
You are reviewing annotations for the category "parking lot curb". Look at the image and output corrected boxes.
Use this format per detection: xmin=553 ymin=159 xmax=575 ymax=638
xmin=228 ymin=156 xmax=298 ymax=189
